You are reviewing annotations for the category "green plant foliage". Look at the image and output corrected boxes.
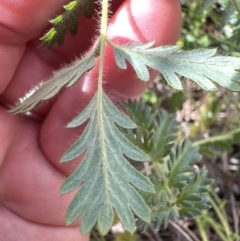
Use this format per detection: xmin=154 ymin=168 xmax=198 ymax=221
xmin=11 ymin=42 xmax=240 ymax=115
xmin=108 ymin=39 xmax=240 ymax=91
xmin=121 ymin=100 xmax=179 ymax=161
xmin=196 ymin=190 xmax=240 ymax=241
xmin=138 ymin=160 xmax=213 ymax=231
xmin=120 ymin=100 xmax=155 ymax=154
xmin=10 ymin=42 xmax=100 ymax=115
xmin=151 ymin=111 xmax=179 ymax=160
xmin=177 ymin=168 xmax=213 ymax=218
xmin=9 ymin=0 xmax=240 ymax=236
xmin=60 ymin=91 xmax=154 ymax=235
xmin=167 ymin=141 xmax=201 ymax=188
xmin=121 ymin=102 xmax=213 ymax=231
xmin=121 ymin=100 xmax=154 ymax=133
xmin=41 ymin=0 xmax=95 ymax=48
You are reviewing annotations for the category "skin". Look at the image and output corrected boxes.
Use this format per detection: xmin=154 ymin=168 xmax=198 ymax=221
xmin=0 ymin=0 xmax=181 ymax=240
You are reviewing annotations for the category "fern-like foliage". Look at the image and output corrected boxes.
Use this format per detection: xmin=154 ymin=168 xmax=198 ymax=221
xmin=121 ymin=100 xmax=154 ymax=134
xmin=108 ymin=39 xmax=240 ymax=91
xmin=120 ymin=100 xmax=155 ymax=154
xmin=60 ymin=91 xmax=154 ymax=235
xmin=177 ymin=168 xmax=213 ymax=218
xmin=121 ymin=100 xmax=179 ymax=161
xmin=10 ymin=43 xmax=240 ymax=115
xmin=167 ymin=141 xmax=201 ymax=188
xmin=151 ymin=112 xmax=179 ymax=160
xmin=147 ymin=168 xmax=212 ymax=231
xmin=41 ymin=0 xmax=95 ymax=48
xmin=10 ymin=42 xmax=100 ymax=114
xmin=9 ymin=0 xmax=239 ymax=235
xmin=122 ymin=102 xmax=213 ymax=231
xmin=137 ymin=143 xmax=213 ymax=231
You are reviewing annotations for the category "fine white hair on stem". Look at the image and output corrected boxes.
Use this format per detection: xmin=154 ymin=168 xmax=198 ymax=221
xmin=95 ymin=0 xmax=112 ymax=32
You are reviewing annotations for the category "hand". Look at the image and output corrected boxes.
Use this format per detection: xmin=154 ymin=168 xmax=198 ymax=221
xmin=0 ymin=0 xmax=181 ymax=240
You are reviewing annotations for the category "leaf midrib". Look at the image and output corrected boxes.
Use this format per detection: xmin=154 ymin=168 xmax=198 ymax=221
xmin=97 ymin=93 xmax=111 ymax=207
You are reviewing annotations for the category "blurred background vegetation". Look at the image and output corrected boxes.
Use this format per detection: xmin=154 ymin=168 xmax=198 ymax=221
xmin=91 ymin=0 xmax=240 ymax=240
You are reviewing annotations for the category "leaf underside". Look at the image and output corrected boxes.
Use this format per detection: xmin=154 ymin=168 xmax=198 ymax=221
xmin=9 ymin=50 xmax=97 ymax=114
xmin=10 ymin=41 xmax=240 ymax=115
xmin=111 ymin=42 xmax=240 ymax=91
xmin=7 ymin=36 xmax=223 ymax=233
xmin=42 ymin=0 xmax=95 ymax=48
xmin=60 ymin=91 xmax=154 ymax=235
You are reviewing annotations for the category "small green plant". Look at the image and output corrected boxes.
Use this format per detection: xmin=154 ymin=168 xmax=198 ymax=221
xmin=9 ymin=0 xmax=240 ymax=236
xmin=196 ymin=190 xmax=240 ymax=241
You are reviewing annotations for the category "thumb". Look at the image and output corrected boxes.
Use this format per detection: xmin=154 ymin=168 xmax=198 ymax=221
xmin=108 ymin=0 xmax=182 ymax=46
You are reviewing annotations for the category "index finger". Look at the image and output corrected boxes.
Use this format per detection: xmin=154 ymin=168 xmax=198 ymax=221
xmin=0 ymin=0 xmax=70 ymax=94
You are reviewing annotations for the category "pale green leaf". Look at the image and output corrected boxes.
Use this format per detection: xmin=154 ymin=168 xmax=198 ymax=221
xmin=60 ymin=91 xmax=154 ymax=235
xmin=10 ymin=48 xmax=98 ymax=115
xmin=110 ymin=41 xmax=240 ymax=91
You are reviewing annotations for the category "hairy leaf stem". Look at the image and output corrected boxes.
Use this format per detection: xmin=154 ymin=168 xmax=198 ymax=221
xmin=98 ymin=0 xmax=109 ymax=91
xmin=97 ymin=0 xmax=110 ymax=203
